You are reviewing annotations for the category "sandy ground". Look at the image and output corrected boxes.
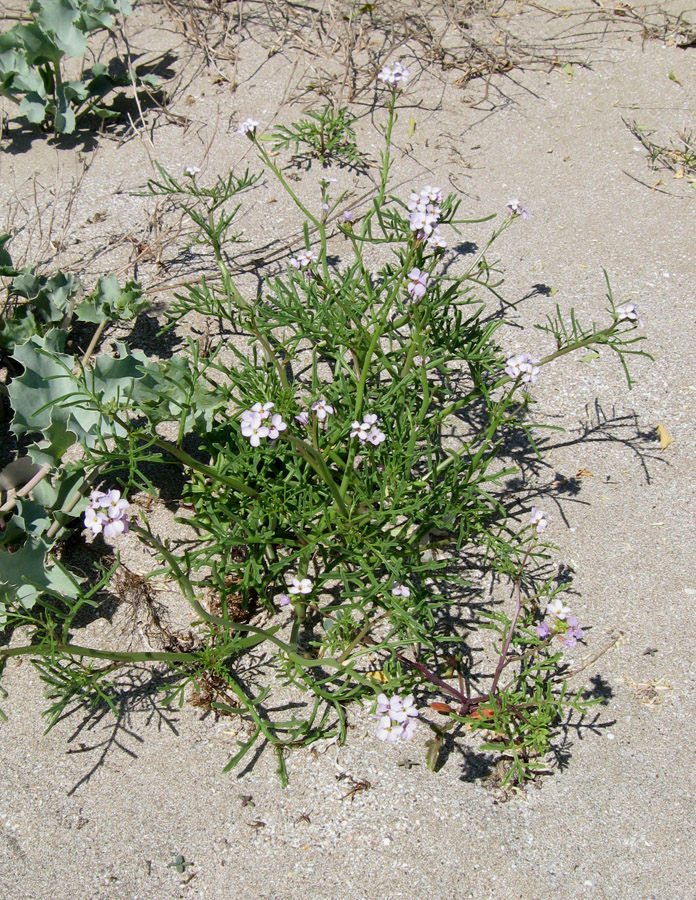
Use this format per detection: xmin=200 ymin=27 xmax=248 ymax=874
xmin=1 ymin=1 xmax=696 ymax=898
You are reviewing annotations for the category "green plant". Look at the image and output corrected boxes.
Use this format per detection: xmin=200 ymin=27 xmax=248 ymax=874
xmin=268 ymin=103 xmax=362 ymax=167
xmin=0 ymin=0 xmax=156 ymax=135
xmin=0 ymin=87 xmax=648 ymax=787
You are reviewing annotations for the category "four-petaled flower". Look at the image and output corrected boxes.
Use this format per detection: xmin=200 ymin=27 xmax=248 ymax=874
xmin=295 ymin=411 xmax=310 ymax=426
xmin=506 ymin=198 xmax=529 ymax=219
xmin=546 ymin=597 xmax=571 ymax=621
xmin=350 ymin=420 xmax=370 ymax=442
xmin=406 ymin=268 xmax=428 ymax=303
xmin=237 ymin=117 xmax=259 ymax=136
xmin=537 ymin=621 xmax=551 ymax=639
xmin=505 ymin=353 xmax=540 ymax=387
xmin=367 ymin=426 xmax=386 ymax=445
xmin=240 ymin=411 xmax=269 ymax=447
xmin=427 ymin=227 xmax=447 ymax=250
xmin=251 ymin=401 xmax=274 ymax=420
xmin=289 ymin=576 xmax=313 ymax=595
xmin=378 ymin=62 xmax=410 ymax=90
xmin=392 ymin=582 xmax=411 ymax=598
xmin=184 ymin=165 xmax=200 ymax=176
xmin=530 ymin=507 xmax=549 ymax=534
xmin=312 ymin=398 xmax=334 ymax=421
xmin=615 ymin=303 xmax=643 ymax=327
xmin=84 ymin=505 xmax=107 ymax=535
xmin=267 ymin=414 xmax=288 ymax=440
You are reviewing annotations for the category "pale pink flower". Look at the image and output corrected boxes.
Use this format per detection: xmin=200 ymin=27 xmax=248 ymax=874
xmin=616 ymin=303 xmax=643 ymax=327
xmin=378 ymin=62 xmax=410 ymax=90
xmin=406 ymin=268 xmax=428 ymax=303
xmin=237 ymin=117 xmax=259 ymax=136
xmin=530 ymin=507 xmax=549 ymax=534
xmin=506 ymin=198 xmax=529 ymax=219
xmin=547 ymin=597 xmax=571 ymax=621
xmin=289 ymin=576 xmax=313 ymax=595
xmin=312 ymin=398 xmax=334 ymax=421
xmin=241 ymin=412 xmax=269 ymax=447
xmin=84 ymin=506 xmax=107 ymax=535
xmin=505 ymin=353 xmax=540 ymax=386
xmin=267 ymin=414 xmax=287 ymax=440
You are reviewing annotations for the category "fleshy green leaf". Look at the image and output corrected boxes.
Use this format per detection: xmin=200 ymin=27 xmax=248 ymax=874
xmin=37 ymin=0 xmax=86 ymax=58
xmin=19 ymin=90 xmax=48 ymax=123
xmin=74 ymin=275 xmax=147 ymax=323
xmin=0 ymin=536 xmax=81 ymax=619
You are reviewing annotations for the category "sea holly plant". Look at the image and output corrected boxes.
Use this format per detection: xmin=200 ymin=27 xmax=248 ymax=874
xmin=0 ymin=78 xmax=649 ymax=786
xmin=0 ymin=238 xmax=148 ymax=355
xmin=0 ymin=0 xmax=156 ymax=135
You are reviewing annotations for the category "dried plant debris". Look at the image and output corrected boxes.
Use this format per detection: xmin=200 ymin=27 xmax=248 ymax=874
xmin=625 ymin=120 xmax=696 ymax=181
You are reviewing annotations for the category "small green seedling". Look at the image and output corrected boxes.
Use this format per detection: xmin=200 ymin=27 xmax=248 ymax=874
xmin=167 ymin=854 xmax=193 ymax=874
xmin=269 ymin=103 xmax=362 ymax=167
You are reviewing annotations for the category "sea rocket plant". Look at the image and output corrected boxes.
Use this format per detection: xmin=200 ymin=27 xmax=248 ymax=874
xmin=3 ymin=54 xmax=650 ymax=788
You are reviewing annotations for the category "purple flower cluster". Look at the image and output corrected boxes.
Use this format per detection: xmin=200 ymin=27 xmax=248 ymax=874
xmin=537 ymin=599 xmax=584 ymax=649
xmin=407 ymin=186 xmax=446 ymax=248
xmin=350 ymin=412 xmax=386 ymax=445
xmin=505 ymin=353 xmax=540 ymax=387
xmin=375 ymin=693 xmax=418 ymax=742
xmin=84 ymin=489 xmax=130 ymax=539
xmin=378 ymin=62 xmax=410 ymax=90
xmin=240 ymin=402 xmax=287 ymax=446
xmin=290 ymin=249 xmax=318 ymax=269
